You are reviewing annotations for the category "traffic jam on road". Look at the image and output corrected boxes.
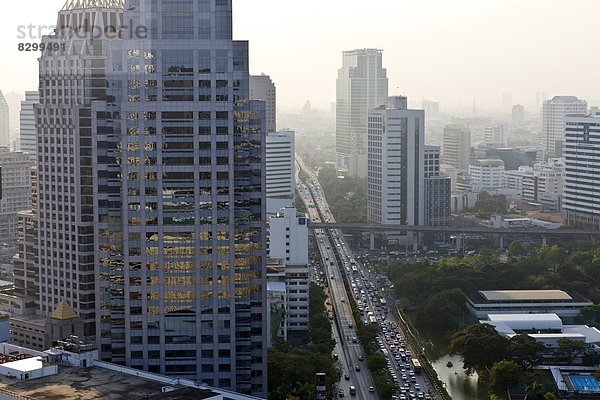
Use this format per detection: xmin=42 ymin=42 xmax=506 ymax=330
xmin=298 ymin=159 xmax=438 ymax=400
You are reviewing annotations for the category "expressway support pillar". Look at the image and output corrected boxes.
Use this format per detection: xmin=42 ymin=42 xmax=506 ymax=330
xmin=370 ymin=232 xmax=375 ymax=251
xmin=542 ymin=235 xmax=547 ymax=247
xmin=499 ymin=235 xmax=504 ymax=251
xmin=412 ymin=233 xmax=419 ymax=252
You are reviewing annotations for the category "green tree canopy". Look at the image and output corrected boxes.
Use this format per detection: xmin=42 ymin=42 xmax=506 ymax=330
xmin=449 ymin=323 xmax=509 ymax=374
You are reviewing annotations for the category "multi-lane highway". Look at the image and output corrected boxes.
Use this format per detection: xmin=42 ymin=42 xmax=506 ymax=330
xmin=297 ymin=157 xmax=440 ymax=400
xmin=298 ymin=162 xmax=379 ymax=399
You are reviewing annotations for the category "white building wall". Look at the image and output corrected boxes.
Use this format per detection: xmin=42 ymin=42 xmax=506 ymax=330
xmin=564 ymin=114 xmax=600 ymax=226
xmin=542 ymin=96 xmax=587 ymax=157
xmin=266 ymin=130 xmax=295 ymax=214
xmin=368 ymin=96 xmax=425 ymax=245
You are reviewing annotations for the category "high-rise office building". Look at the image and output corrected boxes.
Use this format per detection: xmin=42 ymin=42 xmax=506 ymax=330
xmin=250 ymin=74 xmax=276 ymax=133
xmin=442 ymin=124 xmax=471 ymax=171
xmin=424 ymin=146 xmax=451 ymax=228
xmin=266 ymin=130 xmax=295 ymax=214
xmin=367 ymin=96 xmax=424 ymax=245
xmin=541 ymin=96 xmax=587 ymax=157
xmin=19 ymin=91 xmax=39 ymax=160
xmin=512 ymin=104 xmax=525 ymax=127
xmin=0 ymin=148 xmax=32 ymax=242
xmin=34 ymin=0 xmax=122 ymax=341
xmin=30 ymin=0 xmax=267 ymax=395
xmin=0 ymin=91 xmax=9 ymax=148
xmin=563 ymin=113 xmax=600 ymax=227
xmin=336 ymin=49 xmax=388 ymax=178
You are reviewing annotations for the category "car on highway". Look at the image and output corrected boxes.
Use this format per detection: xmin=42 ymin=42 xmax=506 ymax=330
xmin=338 ymin=388 xmax=344 ymax=397
xmin=369 ymin=386 xmax=375 ymax=392
xmin=344 ymin=373 xmax=350 ymax=380
xmin=355 ymin=365 xmax=360 ymax=371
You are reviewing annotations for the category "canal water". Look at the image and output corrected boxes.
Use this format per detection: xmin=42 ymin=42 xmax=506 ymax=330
xmin=430 ymin=355 xmax=488 ymax=400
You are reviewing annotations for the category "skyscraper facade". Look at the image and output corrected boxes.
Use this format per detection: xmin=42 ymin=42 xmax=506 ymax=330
xmin=250 ymin=74 xmax=276 ymax=133
xmin=367 ymin=96 xmax=424 ymax=245
xmin=336 ymin=49 xmax=388 ymax=178
xmin=33 ymin=0 xmax=267 ymax=395
xmin=35 ymin=0 xmax=123 ymax=339
xmin=542 ymin=96 xmax=587 ymax=157
xmin=442 ymin=124 xmax=471 ymax=171
xmin=19 ymin=91 xmax=39 ymax=160
xmin=0 ymin=91 xmax=9 ymax=148
xmin=563 ymin=113 xmax=600 ymax=227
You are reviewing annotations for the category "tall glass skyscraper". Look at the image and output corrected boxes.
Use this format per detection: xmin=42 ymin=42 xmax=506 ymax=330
xmin=35 ymin=0 xmax=267 ymax=396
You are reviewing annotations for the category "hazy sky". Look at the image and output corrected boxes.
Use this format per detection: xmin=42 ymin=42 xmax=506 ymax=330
xmin=1 ymin=0 xmax=599 ymax=111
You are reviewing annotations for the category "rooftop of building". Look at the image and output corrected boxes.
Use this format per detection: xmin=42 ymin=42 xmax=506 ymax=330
xmin=61 ymin=0 xmax=124 ymax=11
xmin=470 ymin=159 xmax=505 ymax=167
xmin=0 ymin=366 xmax=221 ymax=400
xmin=468 ymin=289 xmax=592 ymax=304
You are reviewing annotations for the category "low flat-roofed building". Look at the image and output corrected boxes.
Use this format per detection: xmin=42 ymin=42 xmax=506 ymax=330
xmin=467 ymin=289 xmax=592 ymax=318
xmin=482 ymin=313 xmax=600 ymax=351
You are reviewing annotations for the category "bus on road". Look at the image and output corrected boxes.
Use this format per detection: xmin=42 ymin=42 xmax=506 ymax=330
xmin=411 ymin=358 xmax=422 ymax=373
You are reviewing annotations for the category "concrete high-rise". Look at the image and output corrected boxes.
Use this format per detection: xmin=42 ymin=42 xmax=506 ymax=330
xmin=30 ymin=0 xmax=267 ymax=395
xmin=367 ymin=96 xmax=424 ymax=245
xmin=266 ymin=130 xmax=295 ymax=214
xmin=19 ymin=92 xmax=39 ymax=161
xmin=442 ymin=124 xmax=471 ymax=171
xmin=337 ymin=49 xmax=388 ymax=177
xmin=0 ymin=91 xmax=9 ymax=148
xmin=564 ymin=113 xmax=600 ymax=227
xmin=250 ymin=74 xmax=276 ymax=132
xmin=542 ymin=96 xmax=587 ymax=157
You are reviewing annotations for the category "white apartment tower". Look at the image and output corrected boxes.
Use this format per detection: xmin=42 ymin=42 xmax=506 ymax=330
xmin=542 ymin=96 xmax=587 ymax=157
xmin=250 ymin=74 xmax=276 ymax=132
xmin=336 ymin=49 xmax=388 ymax=178
xmin=19 ymin=91 xmax=39 ymax=161
xmin=564 ymin=113 xmax=600 ymax=227
xmin=367 ymin=96 xmax=424 ymax=245
xmin=266 ymin=130 xmax=295 ymax=214
xmin=0 ymin=91 xmax=9 ymax=148
xmin=442 ymin=124 xmax=471 ymax=171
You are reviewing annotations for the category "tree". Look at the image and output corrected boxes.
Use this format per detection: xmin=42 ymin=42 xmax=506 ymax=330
xmin=543 ymin=393 xmax=557 ymax=400
xmin=367 ymin=353 xmax=387 ymax=372
xmin=556 ymin=338 xmax=587 ymax=365
xmin=524 ymin=382 xmax=545 ymax=400
xmin=508 ymin=334 xmax=546 ymax=370
xmin=449 ymin=323 xmax=509 ymax=373
xmin=508 ymin=240 xmax=527 ymax=259
xmin=488 ymin=359 xmax=521 ymax=395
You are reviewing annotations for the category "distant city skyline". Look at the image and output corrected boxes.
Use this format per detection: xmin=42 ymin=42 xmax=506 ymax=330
xmin=1 ymin=0 xmax=600 ymax=111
